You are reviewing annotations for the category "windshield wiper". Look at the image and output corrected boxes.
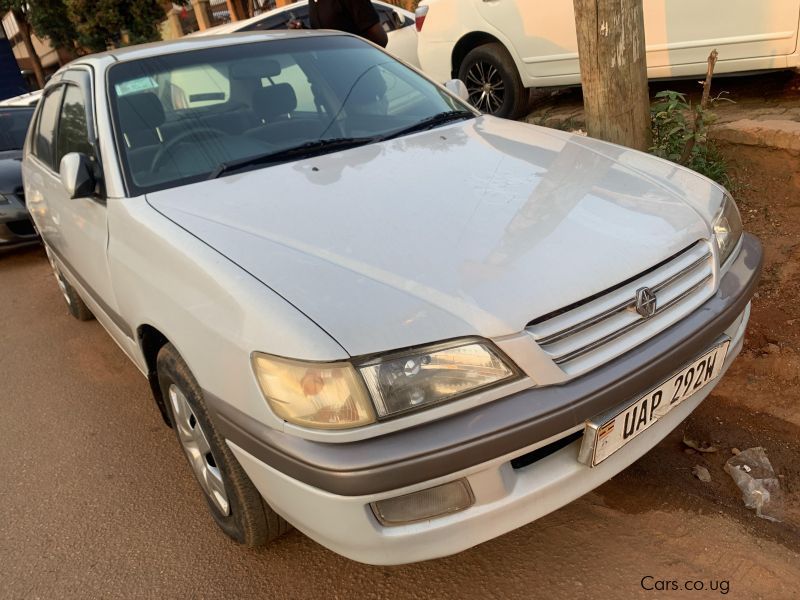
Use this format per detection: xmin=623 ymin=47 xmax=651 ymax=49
xmin=209 ymin=137 xmax=378 ymax=179
xmin=379 ymin=110 xmax=475 ymax=142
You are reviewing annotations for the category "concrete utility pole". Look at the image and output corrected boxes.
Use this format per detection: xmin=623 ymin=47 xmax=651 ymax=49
xmin=573 ymin=0 xmax=651 ymax=151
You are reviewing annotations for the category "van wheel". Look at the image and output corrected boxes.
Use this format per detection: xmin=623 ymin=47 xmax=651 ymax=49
xmin=459 ymin=43 xmax=528 ymax=119
xmin=157 ymin=343 xmax=290 ymax=547
xmin=45 ymin=249 xmax=94 ymax=321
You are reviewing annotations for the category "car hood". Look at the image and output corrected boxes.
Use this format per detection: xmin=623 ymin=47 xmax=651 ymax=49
xmin=147 ymin=116 xmax=719 ymax=357
xmin=0 ymin=150 xmax=23 ymax=194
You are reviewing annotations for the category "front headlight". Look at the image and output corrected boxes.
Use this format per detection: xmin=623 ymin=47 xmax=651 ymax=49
xmin=253 ymin=340 xmax=519 ymax=429
xmin=712 ymin=193 xmax=743 ymax=266
xmin=358 ymin=340 xmax=518 ymax=418
xmin=252 ymin=354 xmax=376 ymax=429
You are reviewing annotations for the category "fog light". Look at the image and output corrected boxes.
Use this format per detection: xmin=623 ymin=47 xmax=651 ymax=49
xmin=370 ymin=479 xmax=474 ymax=526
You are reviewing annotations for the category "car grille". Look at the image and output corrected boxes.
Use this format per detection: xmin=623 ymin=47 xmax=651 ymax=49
xmin=527 ymin=241 xmax=715 ymax=377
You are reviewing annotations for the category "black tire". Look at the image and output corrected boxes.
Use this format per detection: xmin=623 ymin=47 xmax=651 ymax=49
xmin=458 ymin=42 xmax=528 ymax=119
xmin=157 ymin=343 xmax=290 ymax=546
xmin=46 ymin=251 xmax=94 ymax=321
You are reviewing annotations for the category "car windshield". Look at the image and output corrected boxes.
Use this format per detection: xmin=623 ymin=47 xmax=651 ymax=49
xmin=108 ymin=35 xmax=471 ymax=194
xmin=0 ymin=107 xmax=35 ymax=152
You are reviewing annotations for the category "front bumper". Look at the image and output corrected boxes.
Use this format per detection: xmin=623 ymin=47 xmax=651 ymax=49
xmin=216 ymin=234 xmax=762 ymax=563
xmin=0 ymin=200 xmax=37 ymax=248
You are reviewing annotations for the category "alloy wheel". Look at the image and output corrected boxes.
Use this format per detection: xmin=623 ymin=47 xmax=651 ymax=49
xmin=465 ymin=60 xmax=506 ymax=113
xmin=168 ymin=384 xmax=230 ymax=515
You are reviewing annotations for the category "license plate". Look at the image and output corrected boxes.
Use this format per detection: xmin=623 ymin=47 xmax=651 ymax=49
xmin=579 ymin=340 xmax=730 ymax=467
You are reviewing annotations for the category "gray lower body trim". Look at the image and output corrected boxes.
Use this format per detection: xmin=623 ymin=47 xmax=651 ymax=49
xmin=210 ymin=234 xmax=763 ymax=497
xmin=47 ymin=243 xmax=134 ymax=339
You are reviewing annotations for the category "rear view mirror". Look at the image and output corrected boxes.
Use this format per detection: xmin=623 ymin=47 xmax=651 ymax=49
xmin=59 ymin=152 xmax=96 ymax=199
xmin=444 ymin=79 xmax=469 ymax=102
xmin=393 ymin=10 xmax=405 ymax=28
xmin=230 ymin=58 xmax=281 ymax=80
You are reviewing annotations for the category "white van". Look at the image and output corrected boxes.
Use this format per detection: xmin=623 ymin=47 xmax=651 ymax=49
xmin=416 ymin=0 xmax=800 ymax=117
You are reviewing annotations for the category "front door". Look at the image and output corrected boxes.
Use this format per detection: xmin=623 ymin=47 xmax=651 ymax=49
xmin=23 ymin=70 xmax=121 ymax=335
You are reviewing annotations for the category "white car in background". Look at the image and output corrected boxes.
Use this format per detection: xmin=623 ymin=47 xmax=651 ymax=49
xmin=194 ymin=0 xmax=420 ymax=66
xmin=415 ymin=0 xmax=800 ymax=118
xmin=0 ymin=90 xmax=42 ymax=107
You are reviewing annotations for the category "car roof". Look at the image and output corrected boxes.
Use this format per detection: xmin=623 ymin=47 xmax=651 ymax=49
xmin=0 ymin=90 xmax=42 ymax=107
xmin=69 ymin=29 xmax=346 ymax=67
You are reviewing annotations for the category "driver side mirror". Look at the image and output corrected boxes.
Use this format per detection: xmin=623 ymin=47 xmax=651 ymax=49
xmin=444 ymin=79 xmax=470 ymax=102
xmin=59 ymin=152 xmax=96 ymax=199
xmin=392 ymin=9 xmax=405 ymax=29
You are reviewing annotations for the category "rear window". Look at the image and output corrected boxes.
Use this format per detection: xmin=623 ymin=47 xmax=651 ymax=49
xmin=169 ymin=65 xmax=230 ymax=109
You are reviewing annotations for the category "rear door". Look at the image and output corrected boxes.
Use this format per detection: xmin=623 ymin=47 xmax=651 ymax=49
xmin=475 ymin=0 xmax=579 ymax=80
xmin=475 ymin=0 xmax=800 ymax=80
xmin=643 ymin=0 xmax=800 ymax=68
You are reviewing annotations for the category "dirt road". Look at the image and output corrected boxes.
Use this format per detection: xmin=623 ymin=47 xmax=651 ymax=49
xmin=2 ymin=167 xmax=799 ymax=598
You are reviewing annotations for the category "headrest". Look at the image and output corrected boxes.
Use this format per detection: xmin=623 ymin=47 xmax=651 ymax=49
xmin=252 ymin=83 xmax=297 ymax=121
xmin=230 ymin=58 xmax=282 ymax=80
xmin=117 ymin=92 xmax=165 ymax=130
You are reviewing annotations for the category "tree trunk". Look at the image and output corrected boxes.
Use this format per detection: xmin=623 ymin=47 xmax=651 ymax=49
xmin=15 ymin=14 xmax=46 ymax=89
xmin=573 ymin=0 xmax=651 ymax=151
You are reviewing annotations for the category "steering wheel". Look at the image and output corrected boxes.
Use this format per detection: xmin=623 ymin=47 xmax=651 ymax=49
xmin=150 ymin=127 xmax=230 ymax=173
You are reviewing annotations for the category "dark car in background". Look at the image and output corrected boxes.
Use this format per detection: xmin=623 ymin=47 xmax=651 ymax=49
xmin=0 ymin=106 xmax=38 ymax=249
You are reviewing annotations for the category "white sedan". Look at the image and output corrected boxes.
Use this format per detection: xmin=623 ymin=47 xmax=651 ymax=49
xmin=22 ymin=31 xmax=761 ymax=565
xmin=193 ymin=0 xmax=420 ymax=66
xmin=416 ymin=0 xmax=800 ymax=117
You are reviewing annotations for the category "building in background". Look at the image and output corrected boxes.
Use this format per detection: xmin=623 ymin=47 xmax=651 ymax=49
xmin=162 ymin=0 xmax=318 ymax=38
xmin=1 ymin=12 xmax=71 ymax=91
xmin=0 ymin=20 xmax=27 ymax=99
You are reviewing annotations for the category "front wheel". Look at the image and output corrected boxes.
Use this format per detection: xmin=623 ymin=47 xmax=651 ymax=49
xmin=157 ymin=343 xmax=289 ymax=546
xmin=458 ymin=43 xmax=529 ymax=119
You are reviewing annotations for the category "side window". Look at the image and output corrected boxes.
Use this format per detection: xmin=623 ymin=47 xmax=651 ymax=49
xmin=56 ymin=84 xmax=94 ymax=167
xmin=242 ymin=13 xmax=291 ymax=31
xmin=286 ymin=5 xmax=311 ymax=29
xmin=242 ymin=6 xmax=310 ymax=31
xmin=375 ymin=5 xmax=398 ymax=32
xmin=33 ymin=87 xmax=64 ymax=170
